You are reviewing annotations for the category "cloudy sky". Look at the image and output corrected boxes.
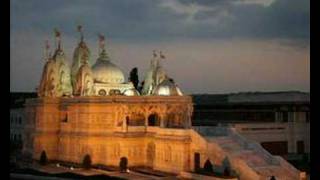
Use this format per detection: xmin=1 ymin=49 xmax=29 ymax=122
xmin=10 ymin=0 xmax=310 ymax=94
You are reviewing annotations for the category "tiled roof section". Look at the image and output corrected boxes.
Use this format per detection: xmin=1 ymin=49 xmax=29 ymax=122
xmin=10 ymin=92 xmax=37 ymax=109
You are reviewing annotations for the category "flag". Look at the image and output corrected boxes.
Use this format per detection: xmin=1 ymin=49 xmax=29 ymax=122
xmin=153 ymin=50 xmax=157 ymax=58
xmin=45 ymin=40 xmax=50 ymax=50
xmin=160 ymin=51 xmax=165 ymax=59
xmin=77 ymin=25 xmax=82 ymax=32
xmin=54 ymin=28 xmax=61 ymax=38
xmin=98 ymin=33 xmax=105 ymax=48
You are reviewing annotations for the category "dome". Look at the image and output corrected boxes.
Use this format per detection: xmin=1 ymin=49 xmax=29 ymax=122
xmin=152 ymin=78 xmax=183 ymax=96
xmin=91 ymin=50 xmax=125 ymax=84
xmin=123 ymin=88 xmax=140 ymax=96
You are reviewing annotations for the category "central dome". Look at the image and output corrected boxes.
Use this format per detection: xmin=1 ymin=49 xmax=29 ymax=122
xmin=91 ymin=50 xmax=125 ymax=84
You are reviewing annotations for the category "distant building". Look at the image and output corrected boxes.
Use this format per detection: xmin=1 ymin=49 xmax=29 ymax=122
xmin=192 ymin=91 xmax=310 ymax=158
xmin=10 ymin=92 xmax=37 ymax=146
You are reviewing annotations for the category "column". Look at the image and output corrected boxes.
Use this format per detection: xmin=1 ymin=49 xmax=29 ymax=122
xmin=122 ymin=117 xmax=128 ymax=132
xmin=145 ymin=115 xmax=148 ymax=132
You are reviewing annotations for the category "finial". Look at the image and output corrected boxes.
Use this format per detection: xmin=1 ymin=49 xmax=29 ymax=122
xmin=77 ymin=25 xmax=84 ymax=42
xmin=153 ymin=50 xmax=157 ymax=58
xmin=98 ymin=33 xmax=105 ymax=53
xmin=44 ymin=39 xmax=50 ymax=60
xmin=54 ymin=28 xmax=62 ymax=50
xmin=160 ymin=51 xmax=165 ymax=59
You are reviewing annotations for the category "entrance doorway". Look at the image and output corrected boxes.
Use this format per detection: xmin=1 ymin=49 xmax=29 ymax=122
xmin=194 ymin=153 xmax=200 ymax=172
xmin=119 ymin=157 xmax=128 ymax=172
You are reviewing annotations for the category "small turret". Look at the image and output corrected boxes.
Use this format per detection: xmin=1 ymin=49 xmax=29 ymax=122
xmin=71 ymin=25 xmax=91 ymax=89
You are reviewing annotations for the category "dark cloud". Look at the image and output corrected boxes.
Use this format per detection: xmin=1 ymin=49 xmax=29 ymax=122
xmin=10 ymin=0 xmax=309 ymax=92
xmin=10 ymin=0 xmax=309 ymax=40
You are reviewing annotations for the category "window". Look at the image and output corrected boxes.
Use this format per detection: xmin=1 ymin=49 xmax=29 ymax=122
xmin=148 ymin=114 xmax=160 ymax=126
xmin=306 ymin=112 xmax=310 ymax=123
xmin=261 ymin=141 xmax=288 ymax=156
xmin=18 ymin=117 xmax=22 ymax=124
xmin=297 ymin=141 xmax=305 ymax=154
xmin=282 ymin=112 xmax=288 ymax=122
xmin=98 ymin=89 xmax=106 ymax=96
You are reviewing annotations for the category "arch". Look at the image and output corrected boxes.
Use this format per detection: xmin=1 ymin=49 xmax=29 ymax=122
xmin=119 ymin=157 xmax=128 ymax=172
xmin=148 ymin=113 xmax=160 ymax=126
xmin=128 ymin=113 xmax=145 ymax=126
xmin=109 ymin=89 xmax=121 ymax=95
xmin=40 ymin=150 xmax=48 ymax=165
xmin=82 ymin=154 xmax=92 ymax=169
xmin=98 ymin=89 xmax=107 ymax=96
xmin=166 ymin=113 xmax=183 ymax=128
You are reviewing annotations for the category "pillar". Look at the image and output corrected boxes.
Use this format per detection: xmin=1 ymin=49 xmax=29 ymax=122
xmin=122 ymin=116 xmax=128 ymax=132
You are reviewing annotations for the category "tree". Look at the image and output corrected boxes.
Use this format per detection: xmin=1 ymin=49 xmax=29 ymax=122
xmin=138 ymin=81 xmax=144 ymax=94
xmin=203 ymin=159 xmax=214 ymax=173
xmin=40 ymin=151 xmax=48 ymax=165
xmin=82 ymin=154 xmax=92 ymax=169
xmin=223 ymin=166 xmax=230 ymax=176
xmin=129 ymin=67 xmax=139 ymax=90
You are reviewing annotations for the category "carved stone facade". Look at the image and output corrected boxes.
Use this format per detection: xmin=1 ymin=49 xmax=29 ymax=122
xmin=23 ymin=96 xmax=195 ymax=173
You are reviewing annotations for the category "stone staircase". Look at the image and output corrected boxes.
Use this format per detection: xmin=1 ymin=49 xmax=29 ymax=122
xmin=193 ymin=126 xmax=304 ymax=180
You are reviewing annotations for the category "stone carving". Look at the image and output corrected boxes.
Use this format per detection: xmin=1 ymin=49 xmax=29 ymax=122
xmin=38 ymin=58 xmax=59 ymax=97
xmin=74 ymin=63 xmax=94 ymax=96
xmin=142 ymin=50 xmax=167 ymax=95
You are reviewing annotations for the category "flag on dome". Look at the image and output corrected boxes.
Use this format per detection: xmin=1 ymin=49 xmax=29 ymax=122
xmin=54 ymin=28 xmax=61 ymax=38
xmin=160 ymin=51 xmax=165 ymax=59
xmin=153 ymin=50 xmax=157 ymax=58
xmin=45 ymin=40 xmax=50 ymax=50
xmin=98 ymin=33 xmax=105 ymax=49
xmin=77 ymin=25 xmax=82 ymax=32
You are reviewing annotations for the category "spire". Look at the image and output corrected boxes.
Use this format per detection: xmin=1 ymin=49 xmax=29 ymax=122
xmin=54 ymin=28 xmax=62 ymax=50
xmin=77 ymin=25 xmax=84 ymax=42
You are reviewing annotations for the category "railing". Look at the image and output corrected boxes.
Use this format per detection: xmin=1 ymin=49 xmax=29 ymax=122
xmin=228 ymin=128 xmax=279 ymax=165
xmin=275 ymin=156 xmax=304 ymax=179
xmin=232 ymin=122 xmax=287 ymax=133
xmin=192 ymin=126 xmax=229 ymax=137
xmin=127 ymin=126 xmax=146 ymax=132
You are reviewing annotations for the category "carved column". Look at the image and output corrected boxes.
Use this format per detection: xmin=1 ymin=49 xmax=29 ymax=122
xmin=144 ymin=115 xmax=148 ymax=132
xmin=122 ymin=116 xmax=128 ymax=132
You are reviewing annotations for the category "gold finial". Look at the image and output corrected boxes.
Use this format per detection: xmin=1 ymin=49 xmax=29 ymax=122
xmin=44 ymin=39 xmax=50 ymax=60
xmin=54 ymin=28 xmax=62 ymax=50
xmin=160 ymin=51 xmax=165 ymax=59
xmin=153 ymin=50 xmax=157 ymax=58
xmin=98 ymin=33 xmax=105 ymax=53
xmin=77 ymin=25 xmax=84 ymax=42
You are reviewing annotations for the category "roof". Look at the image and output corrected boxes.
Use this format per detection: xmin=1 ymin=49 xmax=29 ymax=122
xmin=10 ymin=92 xmax=37 ymax=108
xmin=192 ymin=91 xmax=310 ymax=105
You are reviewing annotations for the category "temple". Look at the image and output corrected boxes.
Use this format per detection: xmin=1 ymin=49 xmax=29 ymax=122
xmin=22 ymin=28 xmax=306 ymax=179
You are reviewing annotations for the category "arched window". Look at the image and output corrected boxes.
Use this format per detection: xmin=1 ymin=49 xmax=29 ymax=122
xmin=166 ymin=113 xmax=183 ymax=128
xmin=128 ymin=113 xmax=145 ymax=126
xmin=119 ymin=157 xmax=128 ymax=172
xmin=98 ymin=89 xmax=107 ymax=96
xmin=148 ymin=113 xmax=160 ymax=126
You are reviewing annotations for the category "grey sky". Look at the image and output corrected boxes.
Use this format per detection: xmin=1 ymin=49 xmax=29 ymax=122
xmin=10 ymin=0 xmax=310 ymax=94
